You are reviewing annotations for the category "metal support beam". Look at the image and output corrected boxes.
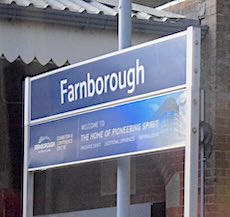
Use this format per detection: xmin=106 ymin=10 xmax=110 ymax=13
xmin=117 ymin=1 xmax=132 ymax=217
xmin=117 ymin=157 xmax=131 ymax=217
xmin=200 ymin=90 xmax=205 ymax=217
xmin=118 ymin=0 xmax=131 ymax=50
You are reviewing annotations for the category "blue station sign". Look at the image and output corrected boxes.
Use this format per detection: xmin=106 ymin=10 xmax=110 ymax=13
xmin=30 ymin=35 xmax=186 ymax=121
xmin=26 ymin=30 xmax=188 ymax=171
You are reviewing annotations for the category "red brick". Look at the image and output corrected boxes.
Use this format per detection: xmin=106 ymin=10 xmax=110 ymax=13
xmin=205 ymin=186 xmax=216 ymax=195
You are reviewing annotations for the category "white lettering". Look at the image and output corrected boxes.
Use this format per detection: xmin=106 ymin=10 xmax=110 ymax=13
xmin=96 ymin=77 xmax=104 ymax=95
xmin=60 ymin=79 xmax=67 ymax=104
xmin=136 ymin=59 xmax=145 ymax=85
xmin=127 ymin=67 xmax=135 ymax=94
xmin=87 ymin=73 xmax=95 ymax=97
xmin=67 ymin=84 xmax=74 ymax=102
xmin=109 ymin=73 xmax=118 ymax=92
xmin=60 ymin=59 xmax=145 ymax=104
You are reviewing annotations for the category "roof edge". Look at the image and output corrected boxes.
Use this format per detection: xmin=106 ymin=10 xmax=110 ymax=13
xmin=0 ymin=3 xmax=208 ymax=38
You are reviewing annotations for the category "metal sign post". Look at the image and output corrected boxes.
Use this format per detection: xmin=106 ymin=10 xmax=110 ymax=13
xmin=117 ymin=1 xmax=132 ymax=217
xmin=23 ymin=77 xmax=33 ymax=217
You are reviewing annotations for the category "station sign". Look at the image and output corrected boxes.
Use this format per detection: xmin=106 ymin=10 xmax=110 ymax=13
xmin=29 ymin=90 xmax=186 ymax=170
xmin=25 ymin=30 xmax=188 ymax=171
xmin=30 ymin=35 xmax=186 ymax=121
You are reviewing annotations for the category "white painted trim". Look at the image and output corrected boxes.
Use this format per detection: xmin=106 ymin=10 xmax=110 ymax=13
xmin=184 ymin=26 xmax=200 ymax=217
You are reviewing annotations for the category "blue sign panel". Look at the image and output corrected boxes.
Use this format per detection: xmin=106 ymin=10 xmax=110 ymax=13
xmin=28 ymin=91 xmax=186 ymax=170
xmin=31 ymin=35 xmax=186 ymax=120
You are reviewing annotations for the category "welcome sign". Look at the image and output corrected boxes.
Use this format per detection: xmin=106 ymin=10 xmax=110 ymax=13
xmin=26 ymin=30 xmax=188 ymax=171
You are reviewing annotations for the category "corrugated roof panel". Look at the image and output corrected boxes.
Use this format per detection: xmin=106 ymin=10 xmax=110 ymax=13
xmin=97 ymin=0 xmax=117 ymax=7
xmin=152 ymin=17 xmax=168 ymax=22
xmin=97 ymin=0 xmax=184 ymax=19
xmin=29 ymin=0 xmax=49 ymax=8
xmin=43 ymin=0 xmax=66 ymax=10
xmin=57 ymin=0 xmax=85 ymax=13
xmin=2 ymin=0 xmax=31 ymax=7
xmin=97 ymin=0 xmax=185 ymax=19
xmin=0 ymin=0 xmax=207 ymax=67
xmin=1 ymin=0 xmax=12 ymax=3
xmin=0 ymin=0 xmax=187 ymax=20
xmin=132 ymin=3 xmax=185 ymax=19
xmin=97 ymin=0 xmax=118 ymax=7
xmin=134 ymin=12 xmax=152 ymax=20
xmin=69 ymin=0 xmax=100 ymax=14
xmin=90 ymin=0 xmax=117 ymax=16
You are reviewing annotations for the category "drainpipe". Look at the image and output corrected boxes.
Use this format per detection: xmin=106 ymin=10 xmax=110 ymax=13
xmin=200 ymin=89 xmax=205 ymax=217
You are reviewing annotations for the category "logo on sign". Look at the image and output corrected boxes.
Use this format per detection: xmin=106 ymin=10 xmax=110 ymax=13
xmin=34 ymin=136 xmax=56 ymax=151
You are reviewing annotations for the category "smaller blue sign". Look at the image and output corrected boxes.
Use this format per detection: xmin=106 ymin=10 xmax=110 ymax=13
xmin=28 ymin=90 xmax=186 ymax=170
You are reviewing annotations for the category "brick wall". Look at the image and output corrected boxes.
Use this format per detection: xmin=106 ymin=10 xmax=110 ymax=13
xmin=214 ymin=0 xmax=230 ymax=216
xmin=155 ymin=150 xmax=184 ymax=217
xmin=0 ymin=189 xmax=21 ymax=217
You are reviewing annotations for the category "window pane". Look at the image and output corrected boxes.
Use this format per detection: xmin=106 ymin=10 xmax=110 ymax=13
xmin=34 ymin=148 xmax=184 ymax=217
